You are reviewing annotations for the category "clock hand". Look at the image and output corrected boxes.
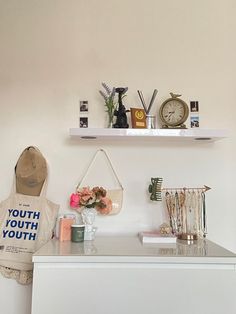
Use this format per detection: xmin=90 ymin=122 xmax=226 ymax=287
xmin=167 ymin=111 xmax=177 ymax=122
xmin=168 ymin=111 xmax=175 ymax=118
xmin=164 ymin=112 xmax=175 ymax=119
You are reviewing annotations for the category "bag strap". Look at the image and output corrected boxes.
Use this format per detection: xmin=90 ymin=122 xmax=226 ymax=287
xmin=77 ymin=149 xmax=123 ymax=190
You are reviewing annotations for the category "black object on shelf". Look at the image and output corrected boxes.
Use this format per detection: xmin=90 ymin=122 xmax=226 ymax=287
xmin=113 ymin=87 xmax=129 ymax=128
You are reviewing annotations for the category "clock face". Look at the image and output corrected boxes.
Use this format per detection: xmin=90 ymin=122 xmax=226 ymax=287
xmin=160 ymin=98 xmax=189 ymax=127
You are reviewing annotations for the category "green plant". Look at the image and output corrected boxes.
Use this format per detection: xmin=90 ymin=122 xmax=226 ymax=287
xmin=99 ymin=83 xmax=117 ymax=127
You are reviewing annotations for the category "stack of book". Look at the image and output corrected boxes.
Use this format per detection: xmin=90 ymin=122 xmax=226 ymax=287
xmin=139 ymin=231 xmax=177 ymax=244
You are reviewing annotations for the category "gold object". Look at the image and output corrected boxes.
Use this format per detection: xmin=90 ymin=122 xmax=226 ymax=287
xmin=159 ymin=223 xmax=172 ymax=235
xmin=177 ymin=233 xmax=198 ymax=241
xmin=159 ymin=93 xmax=189 ymax=128
xmin=161 ymin=185 xmax=211 ymax=192
xmin=130 ymin=108 xmax=147 ymax=128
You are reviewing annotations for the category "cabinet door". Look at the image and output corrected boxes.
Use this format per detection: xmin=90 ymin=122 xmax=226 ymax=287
xmin=31 ymin=263 xmax=236 ymax=314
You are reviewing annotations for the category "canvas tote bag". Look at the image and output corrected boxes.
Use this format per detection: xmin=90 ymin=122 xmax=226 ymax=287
xmin=0 ymin=177 xmax=59 ymax=273
xmin=77 ymin=149 xmax=123 ymax=215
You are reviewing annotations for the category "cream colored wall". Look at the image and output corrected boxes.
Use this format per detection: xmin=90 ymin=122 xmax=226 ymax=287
xmin=0 ymin=1 xmax=235 ymax=313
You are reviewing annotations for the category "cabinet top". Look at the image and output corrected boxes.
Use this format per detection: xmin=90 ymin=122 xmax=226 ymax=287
xmin=33 ymin=236 xmax=236 ymax=266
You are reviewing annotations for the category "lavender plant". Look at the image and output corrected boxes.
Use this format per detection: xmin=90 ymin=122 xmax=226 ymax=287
xmin=99 ymin=83 xmax=117 ymax=127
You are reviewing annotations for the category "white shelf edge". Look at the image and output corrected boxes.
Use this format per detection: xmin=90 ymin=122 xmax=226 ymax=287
xmin=69 ymin=128 xmax=228 ymax=142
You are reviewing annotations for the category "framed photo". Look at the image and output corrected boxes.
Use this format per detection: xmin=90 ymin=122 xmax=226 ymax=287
xmin=80 ymin=100 xmax=89 ymax=113
xmin=130 ymin=108 xmax=146 ymax=128
xmin=190 ymin=101 xmax=199 ymax=113
xmin=190 ymin=116 xmax=199 ymax=128
xmin=80 ymin=117 xmax=88 ymax=128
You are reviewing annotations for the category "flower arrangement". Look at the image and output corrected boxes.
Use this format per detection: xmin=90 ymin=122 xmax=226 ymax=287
xmin=99 ymin=82 xmax=117 ymax=127
xmin=70 ymin=186 xmax=112 ymax=215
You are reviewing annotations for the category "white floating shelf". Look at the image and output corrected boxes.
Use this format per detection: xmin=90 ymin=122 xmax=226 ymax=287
xmin=69 ymin=128 xmax=228 ymax=142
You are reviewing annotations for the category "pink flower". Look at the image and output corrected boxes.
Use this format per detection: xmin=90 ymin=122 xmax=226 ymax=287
xmin=79 ymin=187 xmax=95 ymax=205
xmin=69 ymin=186 xmax=111 ymax=214
xmin=97 ymin=197 xmax=112 ymax=215
xmin=70 ymin=193 xmax=80 ymax=208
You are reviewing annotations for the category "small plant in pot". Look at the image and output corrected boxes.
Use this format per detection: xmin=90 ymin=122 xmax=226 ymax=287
xmin=99 ymin=82 xmax=117 ymax=128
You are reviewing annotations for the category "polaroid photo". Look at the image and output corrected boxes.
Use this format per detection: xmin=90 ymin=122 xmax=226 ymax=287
xmin=80 ymin=100 xmax=89 ymax=113
xmin=80 ymin=117 xmax=88 ymax=128
xmin=190 ymin=116 xmax=199 ymax=128
xmin=190 ymin=101 xmax=199 ymax=113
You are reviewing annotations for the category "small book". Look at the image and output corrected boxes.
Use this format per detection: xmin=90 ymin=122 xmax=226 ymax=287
xmin=139 ymin=232 xmax=177 ymax=244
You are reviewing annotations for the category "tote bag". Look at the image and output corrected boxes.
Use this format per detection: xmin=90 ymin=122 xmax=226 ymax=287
xmin=0 ymin=177 xmax=59 ymax=271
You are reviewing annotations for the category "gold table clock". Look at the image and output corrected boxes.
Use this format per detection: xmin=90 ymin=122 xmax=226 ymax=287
xmin=159 ymin=93 xmax=189 ymax=129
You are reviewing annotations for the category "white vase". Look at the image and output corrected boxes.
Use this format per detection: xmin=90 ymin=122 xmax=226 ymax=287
xmin=81 ymin=208 xmax=97 ymax=241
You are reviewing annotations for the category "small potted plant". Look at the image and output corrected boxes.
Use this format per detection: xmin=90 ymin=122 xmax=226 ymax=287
xmin=99 ymin=82 xmax=117 ymax=128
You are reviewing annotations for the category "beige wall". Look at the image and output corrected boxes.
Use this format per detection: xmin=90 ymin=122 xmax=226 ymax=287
xmin=0 ymin=1 xmax=235 ymax=313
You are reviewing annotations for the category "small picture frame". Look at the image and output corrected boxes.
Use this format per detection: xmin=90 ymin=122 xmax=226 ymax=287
xmin=130 ymin=108 xmax=146 ymax=128
xmin=80 ymin=117 xmax=88 ymax=128
xmin=190 ymin=116 xmax=199 ymax=128
xmin=190 ymin=101 xmax=199 ymax=113
xmin=80 ymin=100 xmax=89 ymax=113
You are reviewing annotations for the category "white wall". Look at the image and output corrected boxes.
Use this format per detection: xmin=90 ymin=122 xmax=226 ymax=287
xmin=0 ymin=1 xmax=235 ymax=313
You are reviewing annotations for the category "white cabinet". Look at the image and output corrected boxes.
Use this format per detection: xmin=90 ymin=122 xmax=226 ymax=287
xmin=31 ymin=237 xmax=236 ymax=314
